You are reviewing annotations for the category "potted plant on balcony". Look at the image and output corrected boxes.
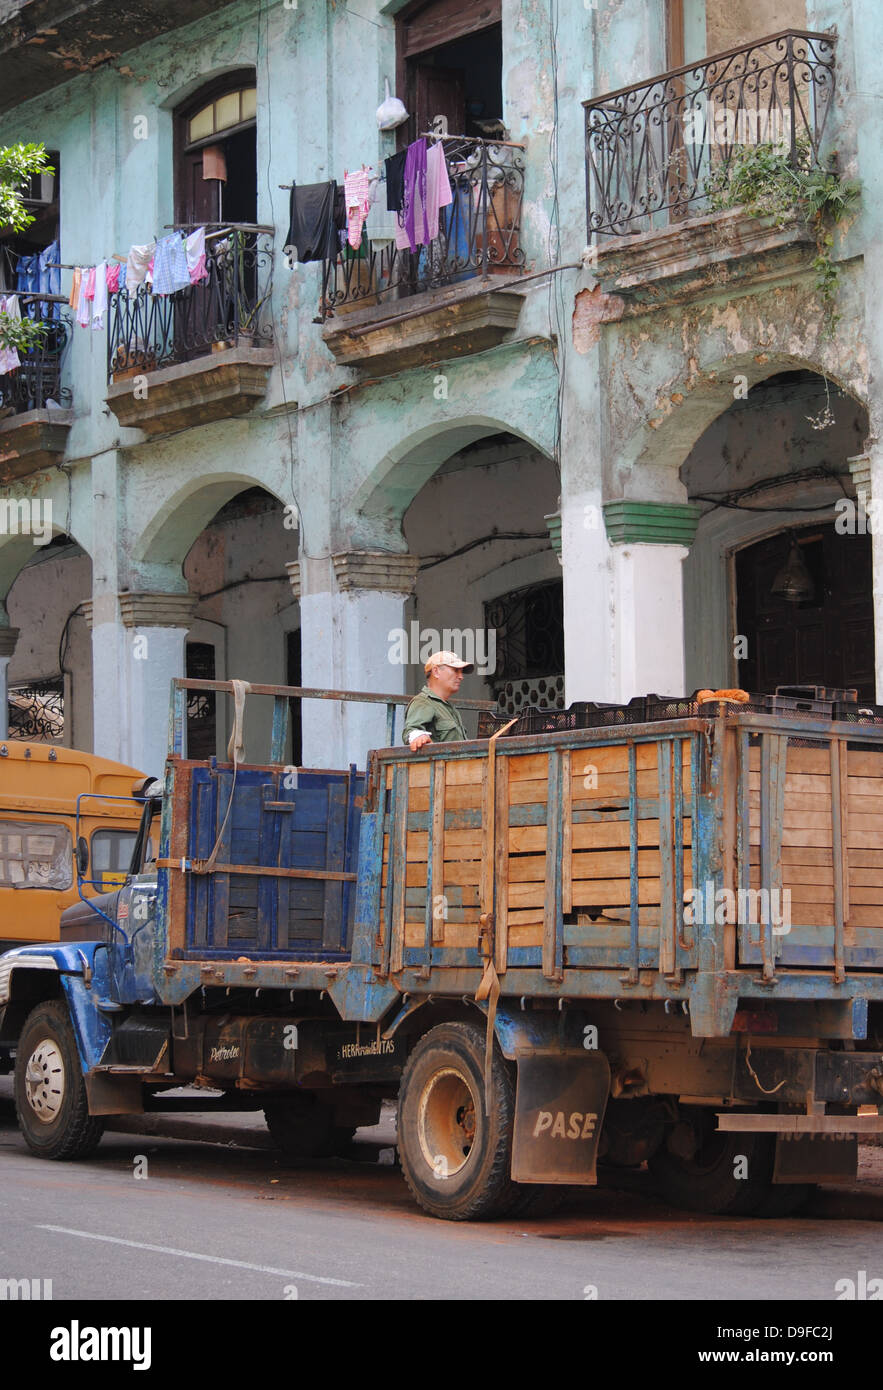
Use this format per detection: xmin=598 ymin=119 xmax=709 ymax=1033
xmin=211 ymin=228 xmax=270 ymax=351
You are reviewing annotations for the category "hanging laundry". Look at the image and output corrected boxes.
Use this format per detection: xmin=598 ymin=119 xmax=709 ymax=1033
xmin=284 ymin=181 xmax=339 ymax=263
xmin=343 ymin=167 xmax=372 ymax=250
xmin=38 ymin=241 xmax=60 ymax=297
xmin=385 ymin=150 xmax=407 ymax=212
xmin=105 ymin=262 xmax=121 ymax=294
xmin=91 ymin=261 xmax=108 ymax=330
xmin=118 ymin=262 xmax=127 ymax=292
xmin=396 ymin=139 xmax=428 ymax=253
xmin=126 ymin=242 xmax=154 ymax=290
xmin=68 ymin=267 xmax=83 ymax=313
xmin=76 ymin=269 xmax=92 ymax=327
xmin=152 ymin=233 xmax=190 ymax=296
xmin=424 ymin=143 xmax=453 ymax=243
xmin=185 ymin=228 xmax=209 ymax=285
xmin=0 ymin=295 xmax=21 ymax=374
xmin=15 ymin=254 xmax=38 ymax=295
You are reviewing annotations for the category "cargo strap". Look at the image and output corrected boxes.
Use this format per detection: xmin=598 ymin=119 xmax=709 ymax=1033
xmin=475 ymin=718 xmax=517 ymax=1111
xmin=197 ymin=678 xmax=252 ymax=875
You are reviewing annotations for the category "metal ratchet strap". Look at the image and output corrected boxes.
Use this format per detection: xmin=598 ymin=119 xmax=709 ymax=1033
xmin=476 ymin=718 xmax=517 ymax=1110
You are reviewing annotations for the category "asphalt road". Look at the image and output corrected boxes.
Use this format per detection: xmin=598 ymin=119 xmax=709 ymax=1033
xmin=3 ymin=1083 xmax=883 ymax=1302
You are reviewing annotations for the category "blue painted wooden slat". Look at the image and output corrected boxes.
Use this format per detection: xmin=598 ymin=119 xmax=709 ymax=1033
xmin=323 ymin=783 xmax=348 ymax=952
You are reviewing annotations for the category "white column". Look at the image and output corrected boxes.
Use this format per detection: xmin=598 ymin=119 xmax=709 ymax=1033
xmin=560 ymin=488 xmax=617 ymax=704
xmin=294 ymin=552 xmax=417 ymax=769
xmin=90 ymin=593 xmax=194 ymax=775
xmin=610 ymin=544 xmax=689 ymax=701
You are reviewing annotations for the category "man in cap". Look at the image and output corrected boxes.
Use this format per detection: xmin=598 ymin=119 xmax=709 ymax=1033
xmin=402 ymin=650 xmax=474 ymax=750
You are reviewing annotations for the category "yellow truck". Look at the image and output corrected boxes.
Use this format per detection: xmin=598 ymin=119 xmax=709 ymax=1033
xmin=0 ymin=740 xmax=151 ymax=951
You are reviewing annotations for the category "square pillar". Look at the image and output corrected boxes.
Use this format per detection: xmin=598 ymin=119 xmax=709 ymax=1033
xmin=292 ymin=552 xmax=418 ymax=769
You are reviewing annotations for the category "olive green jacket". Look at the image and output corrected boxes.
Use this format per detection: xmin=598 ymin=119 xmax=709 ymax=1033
xmin=402 ymin=685 xmax=467 ymax=744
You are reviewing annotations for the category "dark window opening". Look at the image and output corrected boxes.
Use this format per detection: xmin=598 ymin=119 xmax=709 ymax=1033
xmin=397 ymin=1 xmax=503 ymax=142
xmin=735 ymin=522 xmax=876 ymax=703
xmin=174 ymin=74 xmax=257 ymax=228
xmin=0 ymin=150 xmax=59 ymax=295
xmin=485 ymin=580 xmax=564 ymax=683
xmin=186 ymin=641 xmax=217 ymax=759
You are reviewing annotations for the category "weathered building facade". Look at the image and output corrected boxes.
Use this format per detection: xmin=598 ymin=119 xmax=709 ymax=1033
xmin=0 ymin=0 xmax=877 ymax=776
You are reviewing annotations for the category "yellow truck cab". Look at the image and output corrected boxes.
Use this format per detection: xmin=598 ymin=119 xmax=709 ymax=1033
xmin=0 ymin=741 xmax=150 ymax=951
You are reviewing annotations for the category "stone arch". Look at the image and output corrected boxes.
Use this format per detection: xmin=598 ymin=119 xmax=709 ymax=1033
xmin=346 ymin=415 xmax=556 ymax=551
xmin=0 ymin=513 xmax=90 ymax=602
xmin=133 ymin=472 xmax=299 ymax=573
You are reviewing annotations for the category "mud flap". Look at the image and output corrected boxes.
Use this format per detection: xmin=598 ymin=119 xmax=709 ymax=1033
xmin=512 ymin=1052 xmax=610 ymax=1185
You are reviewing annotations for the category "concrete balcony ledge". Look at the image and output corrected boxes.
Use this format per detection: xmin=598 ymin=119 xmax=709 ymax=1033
xmin=587 ymin=206 xmax=817 ymax=308
xmin=322 ymin=281 xmax=524 ymax=376
xmin=105 ymin=347 xmax=275 ymax=438
xmin=0 ymin=407 xmax=73 ymax=482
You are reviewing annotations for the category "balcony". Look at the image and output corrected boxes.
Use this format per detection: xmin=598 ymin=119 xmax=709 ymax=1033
xmin=104 ymin=224 xmax=274 ymax=437
xmin=321 ymin=137 xmax=526 ymax=375
xmin=0 ymin=0 xmax=237 ymax=115
xmin=0 ymin=294 xmax=73 ymax=482
xmin=582 ymin=30 xmax=836 ymax=301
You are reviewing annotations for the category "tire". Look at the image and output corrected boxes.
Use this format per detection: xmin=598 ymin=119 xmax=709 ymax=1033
xmin=263 ymin=1093 xmax=355 ymax=1160
xmin=14 ymin=1000 xmax=105 ymax=1160
xmin=397 ymin=1021 xmax=516 ymax=1221
xmin=649 ymin=1107 xmax=776 ymax=1215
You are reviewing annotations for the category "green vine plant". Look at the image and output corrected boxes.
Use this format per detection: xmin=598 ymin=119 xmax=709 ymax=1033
xmin=705 ymin=136 xmax=860 ymax=331
xmin=0 ymin=142 xmax=55 ymax=354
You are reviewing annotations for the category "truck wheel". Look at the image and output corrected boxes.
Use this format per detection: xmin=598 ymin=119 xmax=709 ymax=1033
xmin=263 ymin=1094 xmax=354 ymax=1159
xmin=648 ymin=1106 xmax=774 ymax=1215
xmin=397 ymin=1021 xmax=516 ymax=1221
xmin=14 ymin=1000 xmax=105 ymax=1160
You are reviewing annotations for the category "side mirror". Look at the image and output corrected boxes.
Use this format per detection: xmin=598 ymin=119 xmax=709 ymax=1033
xmin=76 ymin=836 xmax=89 ymax=877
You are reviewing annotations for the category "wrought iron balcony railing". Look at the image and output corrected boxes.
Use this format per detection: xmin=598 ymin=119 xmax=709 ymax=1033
xmin=320 ymin=136 xmax=525 ymax=319
xmin=0 ymin=293 xmax=72 ymax=416
xmin=583 ymin=29 xmax=836 ymax=238
xmin=107 ymin=223 xmax=274 ymax=379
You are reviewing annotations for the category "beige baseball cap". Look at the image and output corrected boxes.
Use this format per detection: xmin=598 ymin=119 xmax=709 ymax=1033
xmin=425 ymin=650 xmax=474 ymax=674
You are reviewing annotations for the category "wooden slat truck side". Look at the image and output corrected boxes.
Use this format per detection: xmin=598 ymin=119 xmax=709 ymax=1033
xmin=4 ymin=678 xmax=883 ymax=1220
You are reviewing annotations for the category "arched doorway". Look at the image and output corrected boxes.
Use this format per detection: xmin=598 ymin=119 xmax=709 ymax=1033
xmin=174 ymin=69 xmax=257 ymax=227
xmin=680 ymin=368 xmax=872 ymax=696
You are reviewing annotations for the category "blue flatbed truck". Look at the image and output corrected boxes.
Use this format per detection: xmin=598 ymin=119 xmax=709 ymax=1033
xmin=4 ymin=677 xmax=883 ymax=1220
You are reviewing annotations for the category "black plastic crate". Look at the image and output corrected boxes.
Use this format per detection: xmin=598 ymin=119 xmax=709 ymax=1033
xmin=482 ymin=689 xmax=883 ymax=738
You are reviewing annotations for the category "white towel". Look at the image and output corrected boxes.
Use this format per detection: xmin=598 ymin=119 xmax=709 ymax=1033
xmin=91 ymin=260 xmax=108 ymax=329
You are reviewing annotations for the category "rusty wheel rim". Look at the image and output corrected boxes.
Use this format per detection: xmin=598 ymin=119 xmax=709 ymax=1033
xmin=417 ymin=1066 xmax=477 ymax=1179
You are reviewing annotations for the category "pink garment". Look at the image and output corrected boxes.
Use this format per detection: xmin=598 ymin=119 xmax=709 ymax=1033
xmin=425 ymin=142 xmax=453 ymax=241
xmin=82 ymin=267 xmax=96 ymax=301
xmin=76 ymin=269 xmax=91 ymax=326
xmin=105 ymin=262 xmax=121 ymax=293
xmin=343 ymin=168 xmax=372 ymax=250
xmin=186 ymin=228 xmax=208 ymax=285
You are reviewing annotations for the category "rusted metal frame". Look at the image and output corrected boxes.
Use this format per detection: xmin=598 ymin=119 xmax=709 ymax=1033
xmin=759 ymin=734 xmax=787 ymax=981
xmin=422 ymin=760 xmax=446 ymax=977
xmin=542 ymin=749 xmax=564 ymax=981
xmin=622 ymin=740 xmax=640 ymax=984
xmin=657 ymin=739 xmax=678 ymax=979
xmin=173 ymin=676 xmax=495 ymax=710
xmin=830 ymin=737 xmax=848 ymax=984
xmin=387 ymin=764 xmax=409 ymax=976
xmin=672 ymin=738 xmax=688 ymax=968
xmin=494 ymin=751 xmax=510 ymax=975
xmin=170 ymin=682 xmax=189 ymax=757
xmin=269 ymin=696 xmax=290 ymax=765
xmin=561 ymin=748 xmax=573 ymax=917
